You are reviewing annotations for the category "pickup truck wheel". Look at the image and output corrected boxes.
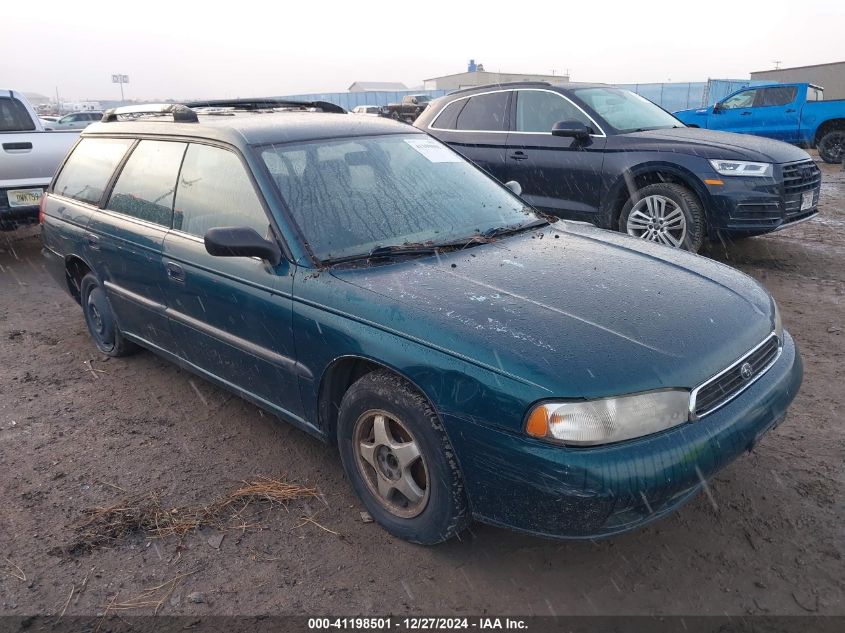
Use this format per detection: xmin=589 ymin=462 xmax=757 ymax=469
xmin=391 ymin=111 xmax=401 ymax=121
xmin=80 ymin=273 xmax=137 ymax=357
xmin=619 ymin=182 xmax=705 ymax=252
xmin=337 ymin=370 xmax=469 ymax=544
xmin=817 ymin=129 xmax=845 ymax=164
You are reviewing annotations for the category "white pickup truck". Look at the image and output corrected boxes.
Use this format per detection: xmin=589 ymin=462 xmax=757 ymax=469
xmin=1 ymin=90 xmax=80 ymax=230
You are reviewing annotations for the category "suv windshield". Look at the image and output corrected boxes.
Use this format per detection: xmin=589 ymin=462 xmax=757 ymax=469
xmin=574 ymin=87 xmax=682 ymax=133
xmin=260 ymin=134 xmax=540 ymax=261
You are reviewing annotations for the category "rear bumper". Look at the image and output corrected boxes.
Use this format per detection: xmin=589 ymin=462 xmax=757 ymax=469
xmin=0 ymin=185 xmax=43 ymax=229
xmin=445 ymin=331 xmax=802 ymax=539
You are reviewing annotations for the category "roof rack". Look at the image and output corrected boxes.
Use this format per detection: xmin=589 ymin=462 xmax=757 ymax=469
xmin=101 ymin=103 xmax=199 ymax=123
xmin=446 ymin=81 xmax=551 ymax=96
xmin=185 ymin=98 xmax=346 ymax=114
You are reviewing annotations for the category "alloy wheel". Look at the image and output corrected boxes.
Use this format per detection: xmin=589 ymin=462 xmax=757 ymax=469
xmin=626 ymin=194 xmax=688 ymax=248
xmin=353 ymin=409 xmax=430 ymax=519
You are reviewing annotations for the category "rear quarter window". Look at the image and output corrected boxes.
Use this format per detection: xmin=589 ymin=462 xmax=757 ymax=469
xmin=52 ymin=138 xmax=134 ymax=205
xmin=0 ymin=97 xmax=36 ymax=132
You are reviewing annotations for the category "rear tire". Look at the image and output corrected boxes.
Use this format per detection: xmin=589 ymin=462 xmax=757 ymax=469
xmin=619 ymin=182 xmax=706 ymax=252
xmin=80 ymin=273 xmax=137 ymax=357
xmin=337 ymin=370 xmax=469 ymax=544
xmin=817 ymin=129 xmax=845 ymax=164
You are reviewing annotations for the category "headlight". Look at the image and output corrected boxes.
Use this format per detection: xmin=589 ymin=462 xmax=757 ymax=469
xmin=773 ymin=298 xmax=783 ymax=342
xmin=708 ymin=159 xmax=772 ymax=177
xmin=525 ymin=390 xmax=690 ymax=446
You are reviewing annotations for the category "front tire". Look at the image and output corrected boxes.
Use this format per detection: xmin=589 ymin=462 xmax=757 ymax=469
xmin=817 ymin=129 xmax=845 ymax=164
xmin=337 ymin=371 xmax=469 ymax=544
xmin=80 ymin=273 xmax=137 ymax=357
xmin=619 ymin=182 xmax=706 ymax=252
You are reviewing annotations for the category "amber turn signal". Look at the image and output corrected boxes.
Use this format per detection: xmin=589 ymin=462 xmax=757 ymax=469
xmin=525 ymin=406 xmax=549 ymax=438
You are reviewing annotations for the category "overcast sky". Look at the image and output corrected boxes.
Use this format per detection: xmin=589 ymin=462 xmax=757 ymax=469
xmin=4 ymin=0 xmax=843 ymax=101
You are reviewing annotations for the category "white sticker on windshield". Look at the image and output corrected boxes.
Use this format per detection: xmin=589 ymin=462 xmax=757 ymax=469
xmin=404 ymin=138 xmax=463 ymax=163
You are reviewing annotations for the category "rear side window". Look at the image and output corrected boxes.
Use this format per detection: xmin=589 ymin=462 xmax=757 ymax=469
xmin=0 ymin=97 xmax=36 ymax=132
xmin=53 ymin=138 xmax=133 ymax=205
xmin=107 ymin=140 xmax=186 ymax=226
xmin=756 ymin=86 xmax=797 ymax=107
xmin=515 ymin=90 xmax=592 ymax=133
xmin=173 ymin=144 xmax=269 ymax=237
xmin=431 ymin=99 xmax=466 ymax=130
xmin=455 ymin=92 xmax=509 ymax=131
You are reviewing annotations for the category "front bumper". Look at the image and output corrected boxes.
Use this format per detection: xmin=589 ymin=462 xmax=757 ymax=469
xmin=704 ymin=160 xmax=821 ymax=237
xmin=445 ymin=331 xmax=802 ymax=539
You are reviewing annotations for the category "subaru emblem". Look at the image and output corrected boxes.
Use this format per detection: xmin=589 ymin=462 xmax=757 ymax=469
xmin=740 ymin=362 xmax=754 ymax=381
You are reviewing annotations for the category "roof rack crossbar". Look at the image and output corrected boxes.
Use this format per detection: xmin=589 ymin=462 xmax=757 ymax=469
xmin=101 ymin=103 xmax=198 ymax=123
xmin=184 ymin=98 xmax=346 ymax=114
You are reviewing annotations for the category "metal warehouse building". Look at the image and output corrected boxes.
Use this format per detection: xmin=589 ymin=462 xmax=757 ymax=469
xmin=751 ymin=61 xmax=845 ymax=99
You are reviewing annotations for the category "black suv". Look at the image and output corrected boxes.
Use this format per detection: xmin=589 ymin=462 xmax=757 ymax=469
xmin=416 ymin=82 xmax=822 ymax=252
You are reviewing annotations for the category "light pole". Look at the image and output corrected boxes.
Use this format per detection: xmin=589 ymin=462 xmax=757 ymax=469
xmin=112 ymin=74 xmax=129 ymax=103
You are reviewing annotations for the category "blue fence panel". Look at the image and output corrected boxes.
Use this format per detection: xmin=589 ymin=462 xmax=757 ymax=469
xmin=275 ymin=90 xmax=448 ymax=111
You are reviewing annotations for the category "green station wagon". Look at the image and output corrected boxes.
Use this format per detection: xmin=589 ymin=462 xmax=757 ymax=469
xmin=41 ymin=101 xmax=802 ymax=544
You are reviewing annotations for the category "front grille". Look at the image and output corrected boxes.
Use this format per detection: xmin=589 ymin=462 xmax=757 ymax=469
xmin=782 ymin=160 xmax=821 ymax=195
xmin=693 ymin=335 xmax=781 ymax=418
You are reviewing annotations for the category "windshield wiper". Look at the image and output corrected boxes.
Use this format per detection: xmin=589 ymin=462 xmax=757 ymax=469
xmin=324 ymin=243 xmax=441 ymax=265
xmin=479 ymin=219 xmax=550 ymax=239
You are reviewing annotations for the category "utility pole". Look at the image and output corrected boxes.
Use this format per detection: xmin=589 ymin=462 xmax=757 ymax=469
xmin=773 ymin=60 xmax=782 ymax=70
xmin=112 ymin=74 xmax=129 ymax=103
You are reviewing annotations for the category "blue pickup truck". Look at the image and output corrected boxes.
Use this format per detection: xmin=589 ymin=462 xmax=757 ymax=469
xmin=675 ymin=83 xmax=845 ymax=164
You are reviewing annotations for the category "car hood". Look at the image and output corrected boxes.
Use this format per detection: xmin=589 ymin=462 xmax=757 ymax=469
xmin=330 ymin=222 xmax=775 ymax=399
xmin=626 ymin=126 xmax=810 ymax=163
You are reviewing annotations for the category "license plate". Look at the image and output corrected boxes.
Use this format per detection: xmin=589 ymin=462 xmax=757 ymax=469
xmin=800 ymin=190 xmax=815 ymax=211
xmin=7 ymin=188 xmax=43 ymax=208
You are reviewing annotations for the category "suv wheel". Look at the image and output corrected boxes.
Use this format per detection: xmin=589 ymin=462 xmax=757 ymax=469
xmin=80 ymin=273 xmax=137 ymax=357
xmin=619 ymin=182 xmax=705 ymax=252
xmin=817 ymin=129 xmax=845 ymax=164
xmin=337 ymin=370 xmax=469 ymax=544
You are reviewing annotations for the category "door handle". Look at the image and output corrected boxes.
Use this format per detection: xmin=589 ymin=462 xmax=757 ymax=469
xmin=85 ymin=233 xmax=99 ymax=249
xmin=740 ymin=111 xmax=752 ymax=116
xmin=165 ymin=261 xmax=185 ymax=282
xmin=785 ymin=108 xmax=796 ymax=113
xmin=508 ymin=151 xmax=528 ymax=160
xmin=3 ymin=142 xmax=33 ymax=152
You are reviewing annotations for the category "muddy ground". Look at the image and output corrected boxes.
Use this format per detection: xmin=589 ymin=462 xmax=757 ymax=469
xmin=1 ymin=157 xmax=843 ymax=619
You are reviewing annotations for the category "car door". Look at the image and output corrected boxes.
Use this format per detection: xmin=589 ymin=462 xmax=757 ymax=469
xmin=162 ymin=142 xmax=302 ymax=419
xmin=86 ymin=138 xmax=186 ymax=349
xmin=425 ymin=90 xmax=512 ymax=183
xmin=752 ymin=86 xmax=800 ymax=142
xmin=502 ymin=89 xmax=607 ymax=218
xmin=710 ymin=88 xmax=758 ymax=134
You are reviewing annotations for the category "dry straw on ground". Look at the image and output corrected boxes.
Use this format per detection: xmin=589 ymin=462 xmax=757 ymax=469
xmin=66 ymin=476 xmax=321 ymax=554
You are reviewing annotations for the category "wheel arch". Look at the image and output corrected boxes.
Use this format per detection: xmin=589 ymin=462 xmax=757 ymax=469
xmin=814 ymin=118 xmax=845 ymax=146
xmin=602 ymin=162 xmax=711 ymax=228
xmin=317 ymin=355 xmax=442 ymax=446
xmin=64 ymin=254 xmax=95 ymax=304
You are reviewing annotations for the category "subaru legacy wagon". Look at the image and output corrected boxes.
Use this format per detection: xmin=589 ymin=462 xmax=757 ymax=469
xmin=41 ymin=101 xmax=802 ymax=543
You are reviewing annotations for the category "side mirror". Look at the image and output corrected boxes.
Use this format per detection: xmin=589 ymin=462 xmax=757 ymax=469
xmin=551 ymin=120 xmax=593 ymax=140
xmin=504 ymin=180 xmax=522 ymax=196
xmin=204 ymin=227 xmax=282 ymax=266
xmin=713 ymin=103 xmax=723 ymax=114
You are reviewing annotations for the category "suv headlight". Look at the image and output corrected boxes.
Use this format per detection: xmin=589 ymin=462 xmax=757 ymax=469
xmin=525 ymin=390 xmax=690 ymax=446
xmin=709 ymin=159 xmax=772 ymax=177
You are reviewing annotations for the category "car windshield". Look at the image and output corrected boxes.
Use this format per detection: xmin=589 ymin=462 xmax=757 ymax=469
xmin=260 ymin=134 xmax=541 ymax=262
xmin=574 ymin=87 xmax=682 ymax=133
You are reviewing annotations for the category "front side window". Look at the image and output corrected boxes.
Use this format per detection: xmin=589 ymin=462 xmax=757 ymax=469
xmin=720 ymin=89 xmax=758 ymax=110
xmin=0 ymin=97 xmax=36 ymax=132
xmin=574 ymin=87 xmax=681 ymax=132
xmin=260 ymin=134 xmax=536 ymax=261
xmin=515 ymin=90 xmax=592 ymax=133
xmin=756 ymin=86 xmax=797 ymax=107
xmin=455 ymin=92 xmax=509 ymax=131
xmin=173 ymin=143 xmax=269 ymax=238
xmin=53 ymin=137 xmax=134 ymax=205
xmin=107 ymin=140 xmax=186 ymax=226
